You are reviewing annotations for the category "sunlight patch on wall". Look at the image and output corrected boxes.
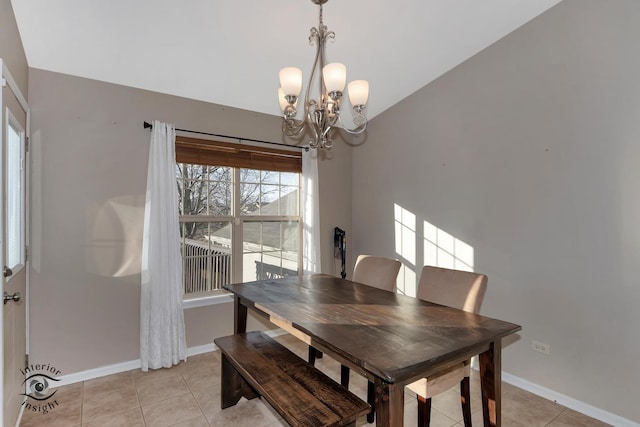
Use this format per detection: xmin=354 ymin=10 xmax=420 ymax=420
xmin=423 ymin=220 xmax=474 ymax=271
xmin=394 ymin=203 xmax=417 ymax=297
xmin=86 ymin=195 xmax=145 ymax=277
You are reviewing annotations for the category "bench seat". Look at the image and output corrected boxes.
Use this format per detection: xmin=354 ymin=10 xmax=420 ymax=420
xmin=214 ymin=331 xmax=370 ymax=427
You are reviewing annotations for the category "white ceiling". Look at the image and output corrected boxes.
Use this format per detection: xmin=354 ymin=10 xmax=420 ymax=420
xmin=11 ymin=0 xmax=562 ymax=120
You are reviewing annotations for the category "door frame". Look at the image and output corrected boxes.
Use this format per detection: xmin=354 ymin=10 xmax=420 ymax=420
xmin=1 ymin=58 xmax=31 ymax=426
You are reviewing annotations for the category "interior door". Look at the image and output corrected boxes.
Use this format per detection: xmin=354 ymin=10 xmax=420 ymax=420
xmin=2 ymin=70 xmax=28 ymax=427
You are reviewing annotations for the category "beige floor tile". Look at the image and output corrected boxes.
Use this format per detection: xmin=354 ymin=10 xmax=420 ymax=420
xmin=133 ymin=365 xmax=184 ymax=389
xmin=464 ymin=407 xmax=491 ymax=426
xmin=432 ymin=388 xmax=462 ymax=422
xmin=54 ymin=382 xmax=84 ymax=402
xmin=501 ymin=384 xmax=566 ymax=426
xmin=182 ymin=352 xmax=220 ymax=372
xmin=82 ymin=407 xmax=145 ymax=427
xmin=21 ymin=397 xmax=82 ymax=427
xmin=142 ymin=392 xmax=204 ymax=427
xmin=188 ymin=372 xmax=223 ymax=415
xmin=314 ymin=357 xmax=343 ymax=383
xmin=349 ymin=376 xmax=371 ymax=402
xmin=82 ymin=385 xmax=140 ymax=422
xmin=205 ymin=397 xmax=280 ymax=427
xmin=84 ymin=371 xmax=134 ymax=399
xmin=430 ymin=385 xmax=482 ymax=423
xmin=357 ymin=400 xmax=457 ymax=427
xmin=273 ymin=334 xmax=308 ymax=358
xmin=136 ymin=374 xmax=190 ymax=406
xmin=547 ymin=408 xmax=611 ymax=427
xmin=181 ymin=360 xmax=220 ymax=387
xmin=187 ymin=351 xmax=220 ymax=364
xmin=169 ymin=414 xmax=210 ymax=427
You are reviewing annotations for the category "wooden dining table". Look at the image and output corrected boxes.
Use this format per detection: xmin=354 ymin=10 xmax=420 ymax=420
xmin=224 ymin=274 xmax=521 ymax=427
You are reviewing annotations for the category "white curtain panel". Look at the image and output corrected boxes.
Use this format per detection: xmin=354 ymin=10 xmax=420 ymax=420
xmin=140 ymin=120 xmax=187 ymax=371
xmin=302 ymin=149 xmax=322 ymax=273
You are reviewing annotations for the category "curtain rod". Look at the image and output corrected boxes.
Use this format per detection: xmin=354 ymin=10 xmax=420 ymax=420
xmin=143 ymin=121 xmax=307 ymax=151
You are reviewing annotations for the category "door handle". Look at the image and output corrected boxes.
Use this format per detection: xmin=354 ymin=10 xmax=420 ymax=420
xmin=4 ymin=266 xmax=13 ymax=278
xmin=3 ymin=292 xmax=21 ymax=305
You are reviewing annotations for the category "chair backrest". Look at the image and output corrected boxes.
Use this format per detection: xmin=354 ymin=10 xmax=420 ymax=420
xmin=352 ymin=255 xmax=401 ymax=292
xmin=417 ymin=266 xmax=487 ymax=313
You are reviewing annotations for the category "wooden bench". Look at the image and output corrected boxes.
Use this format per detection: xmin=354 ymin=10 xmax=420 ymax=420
xmin=214 ymin=331 xmax=370 ymax=427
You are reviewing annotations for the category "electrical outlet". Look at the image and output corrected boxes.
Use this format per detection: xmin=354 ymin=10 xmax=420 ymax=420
xmin=531 ymin=340 xmax=551 ymax=355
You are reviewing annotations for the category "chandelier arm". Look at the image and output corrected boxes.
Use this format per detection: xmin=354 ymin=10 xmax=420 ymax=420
xmin=310 ymin=107 xmax=326 ymax=147
xmin=282 ymin=118 xmax=307 ymax=138
xmin=336 ymin=113 xmax=368 ymax=135
xmin=303 ymin=29 xmax=323 ymax=121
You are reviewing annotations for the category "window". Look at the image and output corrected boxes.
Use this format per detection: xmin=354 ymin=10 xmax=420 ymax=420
xmin=6 ymin=112 xmax=25 ymax=272
xmin=240 ymin=169 xmax=300 ymax=282
xmin=175 ymin=136 xmax=302 ymax=298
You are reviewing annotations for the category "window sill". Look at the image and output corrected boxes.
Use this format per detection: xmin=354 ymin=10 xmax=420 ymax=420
xmin=183 ymin=292 xmax=233 ymax=309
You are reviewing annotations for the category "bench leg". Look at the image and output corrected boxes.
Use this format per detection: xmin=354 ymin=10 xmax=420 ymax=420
xmin=221 ymin=353 xmax=258 ymax=408
xmin=341 ymin=365 xmax=350 ymax=388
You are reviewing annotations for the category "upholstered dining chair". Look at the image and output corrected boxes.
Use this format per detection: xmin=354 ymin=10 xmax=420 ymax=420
xmin=348 ymin=255 xmax=401 ymax=423
xmin=406 ymin=266 xmax=488 ymax=427
xmin=351 ymin=254 xmax=402 ymax=292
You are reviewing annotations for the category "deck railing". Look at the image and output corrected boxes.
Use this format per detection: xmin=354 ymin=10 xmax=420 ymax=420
xmin=182 ymin=239 xmax=299 ymax=295
xmin=182 ymin=239 xmax=231 ymax=294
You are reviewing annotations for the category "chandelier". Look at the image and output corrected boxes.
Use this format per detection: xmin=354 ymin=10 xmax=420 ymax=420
xmin=278 ymin=0 xmax=369 ymax=150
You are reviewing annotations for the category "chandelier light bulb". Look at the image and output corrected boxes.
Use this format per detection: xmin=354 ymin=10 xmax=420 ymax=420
xmin=279 ymin=67 xmax=302 ymax=97
xmin=347 ymin=80 xmax=369 ymax=107
xmin=322 ymin=63 xmax=347 ymax=94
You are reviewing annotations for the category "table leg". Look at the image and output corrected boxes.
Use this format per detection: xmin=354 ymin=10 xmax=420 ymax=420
xmin=373 ymin=379 xmax=404 ymax=427
xmin=234 ymin=296 xmax=247 ymax=334
xmin=479 ymin=339 xmax=502 ymax=427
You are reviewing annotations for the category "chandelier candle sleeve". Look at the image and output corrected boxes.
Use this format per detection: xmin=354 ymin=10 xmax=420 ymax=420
xmin=323 ymin=63 xmax=347 ymax=94
xmin=348 ymin=80 xmax=369 ymax=108
xmin=280 ymin=67 xmax=302 ymax=98
xmin=278 ymin=0 xmax=369 ymax=150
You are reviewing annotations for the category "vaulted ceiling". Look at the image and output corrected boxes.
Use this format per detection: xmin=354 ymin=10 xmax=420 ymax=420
xmin=11 ymin=0 xmax=562 ymax=119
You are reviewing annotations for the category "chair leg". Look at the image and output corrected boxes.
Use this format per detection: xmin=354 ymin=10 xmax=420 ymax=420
xmin=340 ymin=365 xmax=350 ymax=387
xmin=460 ymin=376 xmax=472 ymax=427
xmin=417 ymin=395 xmax=432 ymax=427
xmin=308 ymin=346 xmax=316 ymax=365
xmin=366 ymin=381 xmax=375 ymax=423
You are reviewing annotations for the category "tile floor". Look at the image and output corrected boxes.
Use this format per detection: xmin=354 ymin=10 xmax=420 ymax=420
xmin=20 ymin=334 xmax=610 ymax=427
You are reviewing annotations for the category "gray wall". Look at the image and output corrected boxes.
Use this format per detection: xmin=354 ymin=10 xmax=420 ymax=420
xmin=28 ymin=68 xmax=351 ymax=374
xmin=0 ymin=0 xmax=28 ymax=96
xmin=353 ymin=0 xmax=640 ymax=422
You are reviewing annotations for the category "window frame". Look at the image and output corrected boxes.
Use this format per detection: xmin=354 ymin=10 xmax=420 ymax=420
xmin=5 ymin=108 xmax=26 ymax=276
xmin=176 ymin=136 xmax=302 ymax=308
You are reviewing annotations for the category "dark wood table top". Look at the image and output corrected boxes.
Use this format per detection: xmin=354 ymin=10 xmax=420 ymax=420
xmin=224 ymin=274 xmax=521 ymax=385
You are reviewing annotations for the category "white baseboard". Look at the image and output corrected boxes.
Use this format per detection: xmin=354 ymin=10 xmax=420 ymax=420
xmin=55 ymin=358 xmax=142 ymax=387
xmin=501 ymin=371 xmax=639 ymax=427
